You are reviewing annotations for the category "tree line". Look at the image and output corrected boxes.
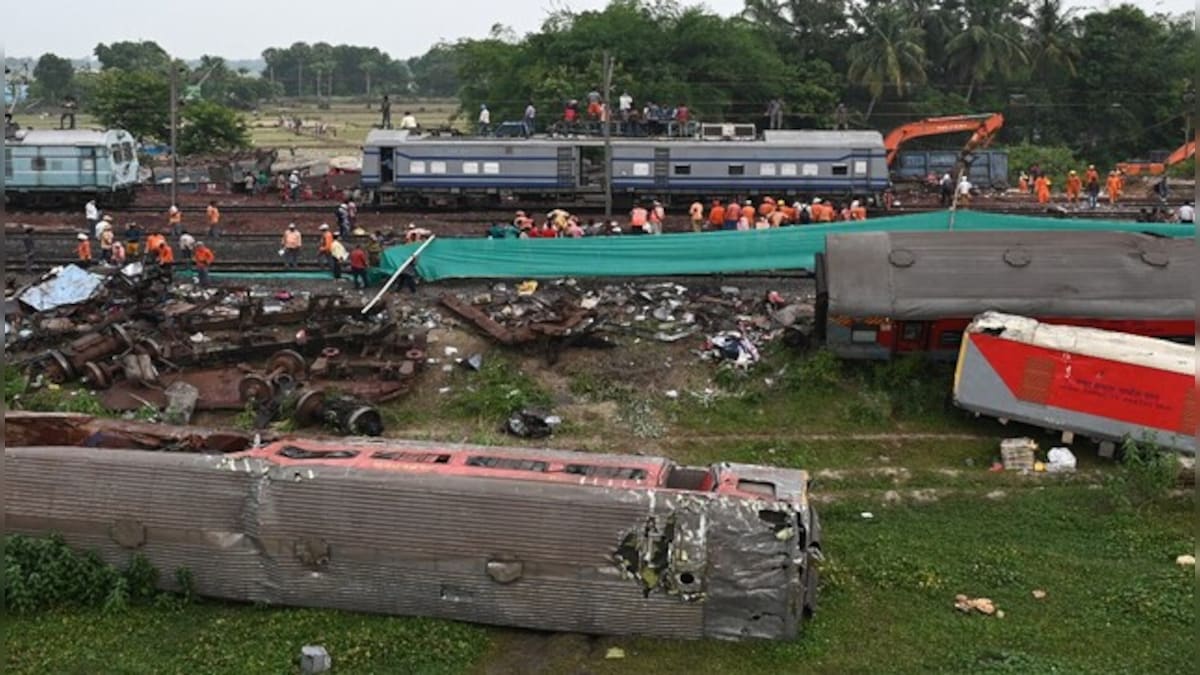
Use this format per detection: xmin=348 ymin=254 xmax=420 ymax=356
xmin=17 ymin=0 xmax=1196 ymax=169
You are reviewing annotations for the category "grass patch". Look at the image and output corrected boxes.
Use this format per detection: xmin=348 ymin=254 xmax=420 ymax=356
xmin=448 ymin=357 xmax=551 ymax=420
xmin=4 ymin=370 xmax=111 ymax=416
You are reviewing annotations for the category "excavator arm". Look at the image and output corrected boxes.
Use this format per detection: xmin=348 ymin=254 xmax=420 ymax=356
xmin=884 ymin=113 xmax=1006 ymax=166
xmin=1116 ymin=138 xmax=1196 ymax=176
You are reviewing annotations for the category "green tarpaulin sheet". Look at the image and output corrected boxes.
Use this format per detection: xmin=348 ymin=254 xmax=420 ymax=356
xmin=378 ymin=211 xmax=1193 ymax=281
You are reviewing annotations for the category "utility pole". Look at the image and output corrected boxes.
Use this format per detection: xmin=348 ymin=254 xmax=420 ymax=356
xmin=169 ymin=59 xmax=179 ymax=207
xmin=602 ymin=51 xmax=614 ymax=219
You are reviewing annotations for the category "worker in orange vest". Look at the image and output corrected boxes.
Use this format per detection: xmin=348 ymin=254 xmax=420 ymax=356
xmin=1106 ymin=171 xmax=1121 ymax=205
xmin=1017 ymin=172 xmax=1029 ymax=194
xmin=144 ymin=231 xmax=165 ymax=261
xmin=1033 ymin=175 xmax=1050 ymax=204
xmin=850 ymin=200 xmax=867 ymax=221
xmin=193 ymin=241 xmax=215 ymax=287
xmin=75 ymin=232 xmax=92 ymax=266
xmin=317 ymin=223 xmax=334 ymax=273
xmin=707 ymin=200 xmax=726 ymax=229
xmin=1114 ymin=170 xmax=1125 ymax=202
xmin=1065 ymin=170 xmax=1082 ymax=203
xmin=1085 ymin=164 xmax=1099 ymax=185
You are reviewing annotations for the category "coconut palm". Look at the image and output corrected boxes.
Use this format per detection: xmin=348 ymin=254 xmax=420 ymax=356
xmin=945 ymin=0 xmax=1029 ymax=102
xmin=847 ymin=4 xmax=928 ymax=119
xmin=1025 ymin=0 xmax=1080 ymax=80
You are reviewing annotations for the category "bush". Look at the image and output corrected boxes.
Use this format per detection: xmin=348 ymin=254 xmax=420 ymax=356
xmin=789 ymin=349 xmax=843 ymax=393
xmin=1108 ymin=438 xmax=1178 ymax=508
xmin=1003 ymin=143 xmax=1081 ymax=188
xmin=450 ymin=358 xmax=551 ymax=419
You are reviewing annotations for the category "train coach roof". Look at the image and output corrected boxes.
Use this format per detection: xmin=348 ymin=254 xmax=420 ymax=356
xmin=824 ymin=230 xmax=1195 ymax=320
xmin=8 ymin=129 xmax=122 ymax=146
xmin=761 ymin=130 xmax=884 ymax=146
xmin=365 ymin=128 xmax=884 ymax=148
xmin=968 ymin=312 xmax=1195 ymax=375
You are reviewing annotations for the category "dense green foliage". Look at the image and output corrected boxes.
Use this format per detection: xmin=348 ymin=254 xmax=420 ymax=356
xmin=29 ymin=53 xmax=74 ymax=103
xmin=179 ymin=100 xmax=252 ymax=155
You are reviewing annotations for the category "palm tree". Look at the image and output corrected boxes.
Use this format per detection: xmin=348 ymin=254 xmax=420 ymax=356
xmin=1025 ymin=0 xmax=1080 ymax=81
xmin=847 ymin=4 xmax=928 ymax=119
xmin=945 ymin=0 xmax=1029 ymax=103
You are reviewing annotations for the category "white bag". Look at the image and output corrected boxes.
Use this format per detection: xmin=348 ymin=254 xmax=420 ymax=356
xmin=1046 ymin=447 xmax=1077 ymax=473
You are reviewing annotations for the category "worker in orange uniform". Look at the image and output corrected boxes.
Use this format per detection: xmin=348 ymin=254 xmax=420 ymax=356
xmin=708 ymin=200 xmax=725 ymax=229
xmin=144 ymin=231 xmax=165 ymax=262
xmin=1065 ymin=170 xmax=1082 ymax=203
xmin=850 ymin=200 xmax=867 ymax=221
xmin=317 ymin=223 xmax=334 ymax=273
xmin=1085 ymin=164 xmax=1099 ymax=185
xmin=1034 ymin=175 xmax=1051 ymax=204
xmin=167 ymin=205 xmax=182 ymax=236
xmin=1114 ymin=170 xmax=1125 ymax=202
xmin=741 ymin=199 xmax=756 ymax=221
xmin=1106 ymin=171 xmax=1121 ymax=205
xmin=205 ymin=201 xmax=222 ymax=239
xmin=1017 ymin=172 xmax=1029 ymax=194
xmin=723 ymin=200 xmax=740 ymax=230
xmin=193 ymin=241 xmax=215 ymax=287
xmin=75 ymin=232 xmax=92 ymax=266
xmin=155 ymin=239 xmax=175 ymax=281
xmin=759 ymin=197 xmax=776 ymax=218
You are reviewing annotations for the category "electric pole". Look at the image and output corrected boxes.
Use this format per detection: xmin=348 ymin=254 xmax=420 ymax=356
xmin=169 ymin=60 xmax=179 ymax=207
xmin=602 ymin=51 xmax=614 ymax=219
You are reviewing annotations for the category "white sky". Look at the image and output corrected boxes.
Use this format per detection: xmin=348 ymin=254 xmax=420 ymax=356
xmin=2 ymin=0 xmax=1194 ymax=61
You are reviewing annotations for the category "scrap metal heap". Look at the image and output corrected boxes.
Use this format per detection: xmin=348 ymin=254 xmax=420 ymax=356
xmin=5 ymin=411 xmax=822 ymax=641
xmin=5 ymin=264 xmax=426 ymax=434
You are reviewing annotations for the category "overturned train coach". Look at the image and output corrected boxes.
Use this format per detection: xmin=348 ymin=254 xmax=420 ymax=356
xmin=953 ymin=312 xmax=1196 ymax=455
xmin=361 ymin=128 xmax=889 ymax=207
xmin=815 ymin=230 xmax=1195 ymax=360
xmin=5 ymin=419 xmax=822 ymax=641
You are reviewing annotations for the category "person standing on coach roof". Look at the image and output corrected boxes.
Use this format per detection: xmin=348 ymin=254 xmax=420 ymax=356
xmin=381 ymin=95 xmax=392 ymax=129
xmin=523 ymin=101 xmax=537 ymax=137
xmin=478 ymin=104 xmax=491 ymax=135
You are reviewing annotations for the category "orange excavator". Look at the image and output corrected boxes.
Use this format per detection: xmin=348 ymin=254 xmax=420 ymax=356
xmin=883 ymin=113 xmax=1005 ymax=167
xmin=1116 ymin=139 xmax=1196 ymax=176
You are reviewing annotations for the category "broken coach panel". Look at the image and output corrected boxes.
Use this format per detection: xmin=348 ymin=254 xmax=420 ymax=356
xmin=4 ymin=425 xmax=821 ymax=640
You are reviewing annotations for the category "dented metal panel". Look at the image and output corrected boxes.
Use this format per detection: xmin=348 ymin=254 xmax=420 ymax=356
xmin=4 ymin=428 xmax=820 ymax=640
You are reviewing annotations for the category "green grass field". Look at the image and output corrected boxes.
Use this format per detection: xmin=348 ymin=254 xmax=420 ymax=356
xmin=5 ymin=343 xmax=1194 ymax=673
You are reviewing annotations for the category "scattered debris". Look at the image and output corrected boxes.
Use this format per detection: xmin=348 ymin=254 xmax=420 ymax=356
xmin=18 ymin=265 xmax=105 ymax=312
xmin=1000 ymin=438 xmax=1037 ymax=471
xmin=605 ymin=647 xmax=626 ymax=660
xmin=517 ymin=280 xmax=539 ymax=296
xmin=1032 ymin=589 xmax=1047 ymax=600
xmin=300 ymin=645 xmax=331 ymax=674
xmin=1175 ymin=555 xmax=1195 ymax=567
xmin=162 ymin=381 xmax=199 ymax=425
xmin=954 ymin=594 xmax=998 ymax=616
xmin=702 ymin=331 xmax=760 ymax=367
xmin=505 ymin=409 xmax=562 ymax=438
xmin=860 ymin=512 xmax=875 ymax=520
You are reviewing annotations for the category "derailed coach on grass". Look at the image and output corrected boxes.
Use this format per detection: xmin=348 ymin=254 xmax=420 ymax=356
xmin=3 ymin=128 xmax=140 ymax=208
xmin=814 ymin=230 xmax=1195 ymax=360
xmin=360 ymin=127 xmax=889 ymax=207
xmin=4 ymin=426 xmax=822 ymax=641
xmin=953 ymin=312 xmax=1196 ymax=455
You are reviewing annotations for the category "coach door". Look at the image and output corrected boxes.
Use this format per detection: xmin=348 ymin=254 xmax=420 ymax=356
xmin=851 ymin=149 xmax=870 ymax=192
xmin=556 ymin=146 xmax=575 ymax=190
xmin=893 ymin=321 xmax=929 ymax=353
xmin=80 ymin=146 xmax=99 ymax=189
xmin=653 ymin=147 xmax=670 ymax=190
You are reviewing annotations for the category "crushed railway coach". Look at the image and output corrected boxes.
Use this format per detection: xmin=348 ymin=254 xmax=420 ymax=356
xmin=953 ymin=313 xmax=1196 ymax=455
xmin=4 ymin=413 xmax=822 ymax=641
xmin=815 ymin=230 xmax=1195 ymax=360
xmin=362 ymin=128 xmax=889 ymax=207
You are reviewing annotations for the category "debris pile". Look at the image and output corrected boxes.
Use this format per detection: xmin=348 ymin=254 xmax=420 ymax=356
xmin=439 ymin=278 xmax=813 ymax=360
xmin=5 ymin=264 xmax=425 ymax=434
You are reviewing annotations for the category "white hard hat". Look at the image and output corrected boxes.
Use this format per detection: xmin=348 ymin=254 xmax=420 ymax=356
xmin=288 ymin=223 xmax=296 ymax=229
xmin=812 ymin=197 xmax=821 ymax=204
xmin=77 ymin=232 xmax=88 ymax=240
xmin=318 ymin=223 xmax=329 ymax=230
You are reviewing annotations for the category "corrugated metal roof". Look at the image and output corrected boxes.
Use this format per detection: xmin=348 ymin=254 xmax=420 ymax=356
xmin=824 ymin=230 xmax=1195 ymax=320
xmin=9 ymin=129 xmax=119 ymax=146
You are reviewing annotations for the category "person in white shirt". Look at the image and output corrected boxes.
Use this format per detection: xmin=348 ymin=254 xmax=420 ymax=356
xmin=619 ymin=92 xmax=633 ymax=121
xmin=400 ymin=112 xmax=418 ymax=129
xmin=85 ymin=200 xmax=100 ymax=230
xmin=478 ymin=104 xmax=491 ymax=135
xmin=956 ymin=176 xmax=973 ymax=205
xmin=1178 ymin=201 xmax=1194 ymax=223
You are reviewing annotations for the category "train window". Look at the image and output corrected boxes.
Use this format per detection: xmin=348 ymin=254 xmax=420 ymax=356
xmin=780 ymin=163 xmax=797 ymax=176
xmin=278 ymin=446 xmax=360 ymax=460
xmin=122 ymin=142 xmax=133 ymax=162
xmin=633 ymin=162 xmax=650 ymax=176
xmin=463 ymin=162 xmax=479 ymax=174
xmin=850 ymin=325 xmax=878 ymax=343
xmin=759 ymin=163 xmax=777 ymax=176
xmin=31 ymin=157 xmax=47 ymax=171
xmin=902 ymin=323 xmax=923 ymax=341
xmin=373 ymin=451 xmax=451 ymax=463
xmin=801 ymin=163 xmax=818 ymax=176
xmin=673 ymin=164 xmax=691 ymax=175
xmin=831 ymin=164 xmax=849 ymax=176
xmin=4 ymin=148 xmax=11 ymax=178
xmin=939 ymin=332 xmax=962 ymax=348
xmin=483 ymin=162 xmax=500 ymax=174
xmin=466 ymin=456 xmax=549 ymax=472
xmin=82 ymin=159 xmax=95 ymax=172
xmin=410 ymin=161 xmax=426 ymax=174
xmin=727 ymin=164 xmax=745 ymax=176
xmin=854 ymin=160 xmax=868 ymax=175
xmin=564 ymin=464 xmax=649 ymax=480
xmin=430 ymin=161 xmax=447 ymax=174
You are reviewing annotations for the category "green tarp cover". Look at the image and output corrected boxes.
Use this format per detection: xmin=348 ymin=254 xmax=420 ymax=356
xmin=378 ymin=211 xmax=1194 ymax=281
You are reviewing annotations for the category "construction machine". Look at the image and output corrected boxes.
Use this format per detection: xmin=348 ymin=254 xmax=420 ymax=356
xmin=1116 ymin=139 xmax=1196 ymax=176
xmin=883 ymin=113 xmax=1005 ymax=167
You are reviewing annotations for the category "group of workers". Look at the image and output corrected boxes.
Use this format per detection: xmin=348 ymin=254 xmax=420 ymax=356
xmin=1017 ymin=165 xmax=1128 ymax=208
xmin=74 ymin=215 xmax=215 ymax=286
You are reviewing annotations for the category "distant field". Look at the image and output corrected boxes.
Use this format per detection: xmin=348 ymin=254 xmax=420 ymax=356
xmin=10 ymin=98 xmax=464 ymax=161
